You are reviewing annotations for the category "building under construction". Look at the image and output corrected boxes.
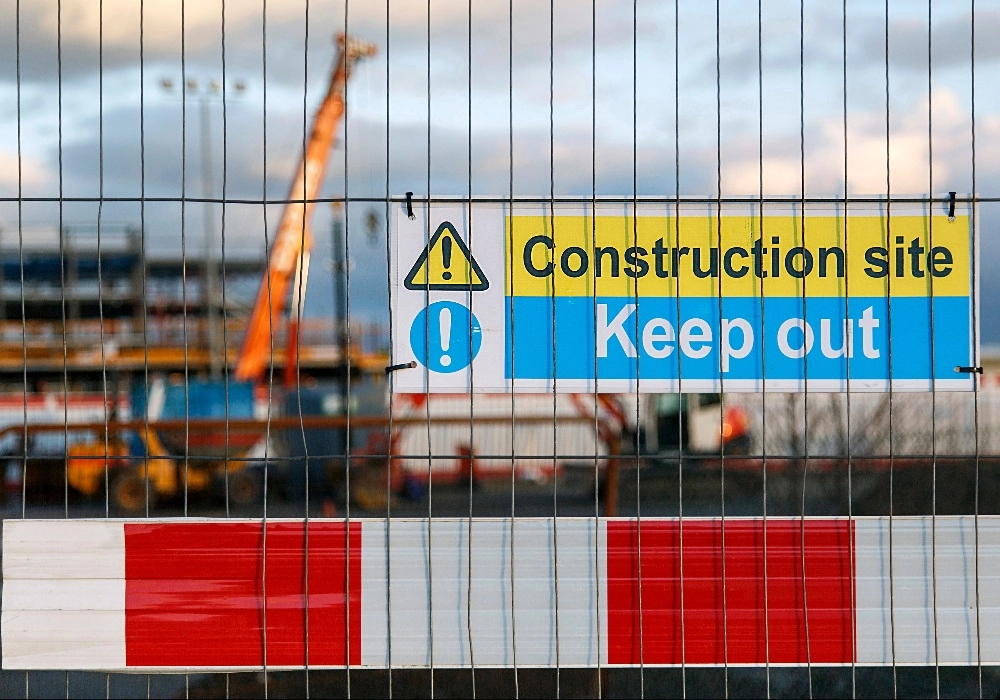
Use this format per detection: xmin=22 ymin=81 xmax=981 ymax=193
xmin=0 ymin=222 xmax=387 ymax=393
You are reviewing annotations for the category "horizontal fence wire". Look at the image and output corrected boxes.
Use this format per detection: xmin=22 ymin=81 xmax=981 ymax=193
xmin=2 ymin=195 xmax=997 ymax=204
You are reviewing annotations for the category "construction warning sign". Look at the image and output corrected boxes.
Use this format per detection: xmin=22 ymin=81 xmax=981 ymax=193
xmin=392 ymin=200 xmax=977 ymax=393
xmin=404 ymin=221 xmax=489 ymax=291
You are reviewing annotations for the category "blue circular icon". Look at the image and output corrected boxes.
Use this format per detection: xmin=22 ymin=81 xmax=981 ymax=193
xmin=410 ymin=301 xmax=482 ymax=373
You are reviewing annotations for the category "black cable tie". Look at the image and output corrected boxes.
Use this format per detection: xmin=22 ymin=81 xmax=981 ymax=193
xmin=385 ymin=360 xmax=417 ymax=374
xmin=955 ymin=365 xmax=983 ymax=374
xmin=948 ymin=191 xmax=956 ymax=222
xmin=405 ymin=191 xmax=415 ymax=220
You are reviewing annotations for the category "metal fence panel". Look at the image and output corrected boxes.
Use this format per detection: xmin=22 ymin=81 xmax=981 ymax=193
xmin=1 ymin=0 xmax=998 ymax=698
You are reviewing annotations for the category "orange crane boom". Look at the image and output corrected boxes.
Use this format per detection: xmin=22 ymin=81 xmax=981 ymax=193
xmin=235 ymin=33 xmax=376 ymax=383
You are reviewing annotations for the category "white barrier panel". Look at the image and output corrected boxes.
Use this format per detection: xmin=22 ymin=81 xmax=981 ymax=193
xmin=4 ymin=517 xmax=1000 ymax=670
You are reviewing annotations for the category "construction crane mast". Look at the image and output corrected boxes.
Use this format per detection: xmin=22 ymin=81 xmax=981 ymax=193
xmin=234 ymin=33 xmax=376 ymax=384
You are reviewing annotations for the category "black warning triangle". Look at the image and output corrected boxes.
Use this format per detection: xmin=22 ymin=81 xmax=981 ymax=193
xmin=404 ymin=221 xmax=489 ymax=291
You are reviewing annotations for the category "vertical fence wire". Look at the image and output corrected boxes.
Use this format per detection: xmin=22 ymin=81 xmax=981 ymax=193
xmin=139 ymin=0 xmax=152 ymax=525
xmin=96 ymin=5 xmax=110 ymax=693
xmin=757 ymin=0 xmax=772 ymax=696
xmin=507 ymin=0 xmax=520 ymax=693
xmin=883 ymin=0 xmax=899 ymax=694
xmin=927 ymin=2 xmax=942 ymax=697
xmin=970 ymin=2 xmax=984 ymax=698
xmin=714 ymin=2 xmax=731 ymax=695
xmin=590 ymin=2 xmax=602 ymax=697
xmin=57 ymin=0 xmax=70 ymax=534
xmin=547 ymin=1 xmax=562 ymax=696
xmin=465 ymin=0 xmax=477 ymax=692
xmin=138 ymin=4 xmax=152 ymax=684
xmin=97 ymin=0 xmax=109 ymax=526
xmin=673 ymin=2 xmax=688 ymax=696
xmin=220 ymin=0 xmax=232 ymax=521
xmin=15 ymin=1 xmax=26 ymax=698
xmin=179 ymin=0 xmax=191 ymax=522
xmin=383 ymin=2 xmax=394 ymax=695
xmin=59 ymin=0 xmax=71 ymax=683
xmin=210 ymin=0 xmax=237 ymax=696
xmin=259 ymin=1 xmax=272 ymax=695
xmin=842 ymin=0 xmax=856 ymax=696
xmin=342 ymin=4 xmax=353 ymax=698
xmin=424 ymin=3 xmax=436 ymax=694
xmin=631 ymin=0 xmax=646 ymax=696
xmin=297 ymin=2 xmax=312 ymax=692
xmin=797 ymin=1 xmax=814 ymax=696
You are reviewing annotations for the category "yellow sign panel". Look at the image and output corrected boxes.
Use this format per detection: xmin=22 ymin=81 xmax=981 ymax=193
xmin=506 ymin=214 xmax=969 ymax=298
xmin=405 ymin=221 xmax=489 ymax=291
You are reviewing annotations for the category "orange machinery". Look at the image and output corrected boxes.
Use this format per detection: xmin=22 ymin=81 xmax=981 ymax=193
xmin=235 ymin=33 xmax=376 ymax=386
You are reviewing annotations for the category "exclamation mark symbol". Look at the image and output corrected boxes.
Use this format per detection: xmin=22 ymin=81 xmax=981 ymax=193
xmin=439 ymin=306 xmax=452 ymax=367
xmin=441 ymin=236 xmax=453 ymax=280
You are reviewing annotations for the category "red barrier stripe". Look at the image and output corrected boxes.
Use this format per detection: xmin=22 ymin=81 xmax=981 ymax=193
xmin=606 ymin=519 xmax=855 ymax=665
xmin=125 ymin=521 xmax=361 ymax=667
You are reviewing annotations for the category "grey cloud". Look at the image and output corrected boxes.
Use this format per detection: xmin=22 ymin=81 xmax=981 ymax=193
xmin=1 ymin=0 xmax=664 ymax=91
xmin=56 ymin=102 xmax=273 ymax=200
xmin=854 ymin=9 xmax=1000 ymax=72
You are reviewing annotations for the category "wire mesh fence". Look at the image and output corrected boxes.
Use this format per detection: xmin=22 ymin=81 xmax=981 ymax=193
xmin=1 ymin=0 xmax=998 ymax=697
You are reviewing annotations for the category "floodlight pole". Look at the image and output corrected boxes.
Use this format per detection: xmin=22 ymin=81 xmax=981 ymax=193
xmin=197 ymin=93 xmax=219 ymax=377
xmin=161 ymin=77 xmax=246 ymax=378
xmin=330 ymin=203 xmax=348 ymax=406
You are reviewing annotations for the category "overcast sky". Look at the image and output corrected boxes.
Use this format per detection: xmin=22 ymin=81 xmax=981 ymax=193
xmin=1 ymin=0 xmax=999 ymax=339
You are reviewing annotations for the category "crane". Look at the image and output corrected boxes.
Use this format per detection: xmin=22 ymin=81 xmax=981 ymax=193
xmin=234 ymin=33 xmax=376 ymax=384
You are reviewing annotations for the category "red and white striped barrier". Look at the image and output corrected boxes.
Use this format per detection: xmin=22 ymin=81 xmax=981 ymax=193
xmin=3 ymin=517 xmax=998 ymax=670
